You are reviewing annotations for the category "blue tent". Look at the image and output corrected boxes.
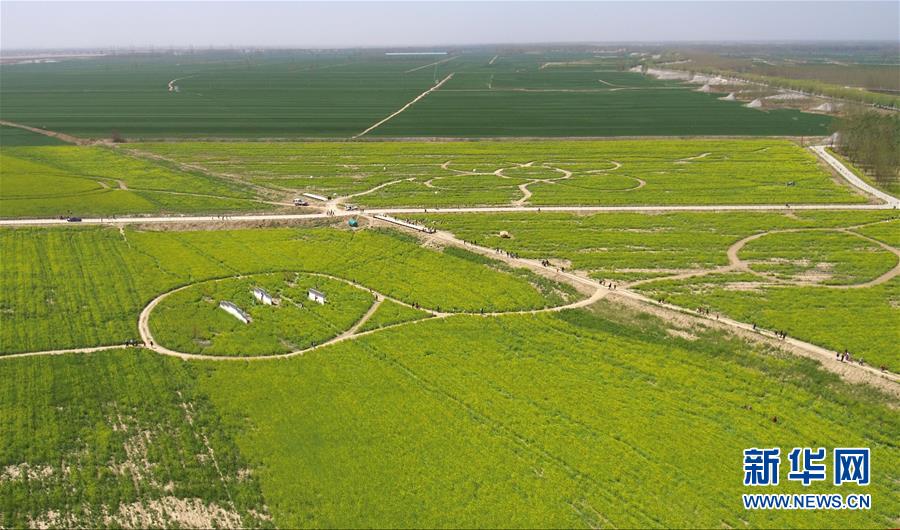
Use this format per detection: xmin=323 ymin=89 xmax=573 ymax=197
xmin=348 ymin=218 xmax=359 ymax=228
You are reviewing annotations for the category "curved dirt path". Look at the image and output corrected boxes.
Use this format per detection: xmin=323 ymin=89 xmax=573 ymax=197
xmin=330 ymin=178 xmax=416 ymax=207
xmin=811 ymin=145 xmax=900 ymax=207
xmin=5 ymin=218 xmax=897 ymax=394
xmin=725 ymin=227 xmax=900 ymax=289
xmin=493 ymin=163 xmax=573 ymax=206
xmin=629 ymin=222 xmax=900 ymax=290
xmin=136 ymin=269 xmax=598 ymax=361
xmin=676 ymin=152 xmax=712 ymax=163
xmin=167 ymin=75 xmax=197 ymax=91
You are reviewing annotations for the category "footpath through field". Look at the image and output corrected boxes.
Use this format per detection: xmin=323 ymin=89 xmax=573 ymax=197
xmin=3 ymin=203 xmax=898 ymax=227
xmin=810 ymin=145 xmax=900 ymax=207
xmin=352 ymin=73 xmax=455 ymax=138
xmin=400 ymin=222 xmax=900 ymax=397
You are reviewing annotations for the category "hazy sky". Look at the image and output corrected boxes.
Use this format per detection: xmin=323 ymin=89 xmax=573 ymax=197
xmin=2 ymin=1 xmax=898 ymax=50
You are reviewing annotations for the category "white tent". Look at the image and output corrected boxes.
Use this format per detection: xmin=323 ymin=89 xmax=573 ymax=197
xmin=746 ymin=98 xmax=763 ymax=109
xmin=813 ymin=102 xmax=838 ymax=112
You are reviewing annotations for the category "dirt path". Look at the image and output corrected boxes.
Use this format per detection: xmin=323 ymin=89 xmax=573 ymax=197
xmin=492 ymin=162 xmax=573 ymax=206
xmin=1 ymin=344 xmax=132 ymax=360
xmin=404 ymin=56 xmax=457 ymax=73
xmin=120 ymin=147 xmax=292 ymax=201
xmin=416 ymin=225 xmax=899 ymax=395
xmin=515 ymin=183 xmax=533 ymax=205
xmin=5 ymin=203 xmax=898 ymax=227
xmin=352 ymin=73 xmax=454 ymax=139
xmin=605 ymin=292 xmax=900 ymax=398
xmin=330 ymin=178 xmax=416 ymax=207
xmin=0 ymin=119 xmax=92 ymax=145
xmin=5 ymin=213 xmax=897 ymax=395
xmin=344 ymin=297 xmax=384 ymax=335
xmin=676 ymin=152 xmax=712 ymax=163
xmin=810 ymin=145 xmax=900 ymax=207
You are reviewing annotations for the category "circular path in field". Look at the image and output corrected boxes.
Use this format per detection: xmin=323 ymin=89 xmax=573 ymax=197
xmin=139 ymin=271 xmax=604 ymax=361
xmin=729 ymin=228 xmax=900 ymax=288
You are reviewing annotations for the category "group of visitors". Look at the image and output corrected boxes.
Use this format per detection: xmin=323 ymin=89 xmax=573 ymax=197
xmin=837 ymin=349 xmax=864 ymax=366
xmin=493 ymin=247 xmax=519 ymax=259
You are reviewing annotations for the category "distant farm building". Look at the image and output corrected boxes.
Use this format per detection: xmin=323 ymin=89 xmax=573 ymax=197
xmin=219 ymin=301 xmax=252 ymax=324
xmin=252 ymin=287 xmax=277 ymax=306
xmin=308 ymin=288 xmax=326 ymax=305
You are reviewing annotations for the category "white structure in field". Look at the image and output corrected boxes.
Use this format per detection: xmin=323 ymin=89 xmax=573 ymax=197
xmin=308 ymin=288 xmax=326 ymax=305
xmin=372 ymin=214 xmax=436 ymax=233
xmin=746 ymin=98 xmax=763 ymax=109
xmin=219 ymin=301 xmax=252 ymax=324
xmin=252 ymin=287 xmax=276 ymax=306
xmin=813 ymin=102 xmax=838 ymax=112
xmin=302 ymin=192 xmax=329 ymax=202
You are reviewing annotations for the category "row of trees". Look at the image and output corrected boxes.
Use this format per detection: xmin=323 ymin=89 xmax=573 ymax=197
xmin=832 ymin=110 xmax=899 ymax=190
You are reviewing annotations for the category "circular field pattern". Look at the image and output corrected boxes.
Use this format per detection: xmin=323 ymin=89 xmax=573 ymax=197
xmin=498 ymin=165 xmax=567 ymax=181
xmin=737 ymin=230 xmax=899 ymax=286
xmin=149 ymin=272 xmax=376 ymax=357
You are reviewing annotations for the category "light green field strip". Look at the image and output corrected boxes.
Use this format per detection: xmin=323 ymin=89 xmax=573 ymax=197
xmin=0 ymin=146 xmax=275 ymax=218
xmin=130 ymin=138 xmax=869 ymax=208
